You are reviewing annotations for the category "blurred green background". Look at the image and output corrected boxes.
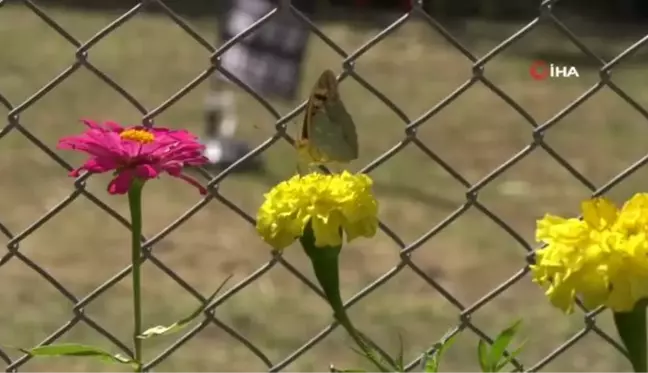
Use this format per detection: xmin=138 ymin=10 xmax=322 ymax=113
xmin=2 ymin=0 xmax=648 ymax=371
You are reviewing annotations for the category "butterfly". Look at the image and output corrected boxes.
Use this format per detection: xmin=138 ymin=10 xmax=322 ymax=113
xmin=296 ymin=69 xmax=359 ymax=168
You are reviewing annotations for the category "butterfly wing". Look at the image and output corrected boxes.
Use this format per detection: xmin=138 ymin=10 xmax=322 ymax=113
xmin=322 ymin=94 xmax=358 ymax=161
xmin=310 ymin=100 xmax=358 ymax=163
xmin=297 ymin=71 xmax=330 ymax=163
xmin=300 ymin=70 xmax=358 ymax=164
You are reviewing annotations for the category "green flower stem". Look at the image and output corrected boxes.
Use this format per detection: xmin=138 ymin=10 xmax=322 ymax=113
xmin=128 ymin=181 xmax=145 ymax=372
xmin=614 ymin=301 xmax=648 ymax=372
xmin=299 ymin=223 xmax=390 ymax=372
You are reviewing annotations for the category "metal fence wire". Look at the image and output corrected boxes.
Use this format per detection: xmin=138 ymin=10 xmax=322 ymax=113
xmin=2 ymin=0 xmax=648 ymax=371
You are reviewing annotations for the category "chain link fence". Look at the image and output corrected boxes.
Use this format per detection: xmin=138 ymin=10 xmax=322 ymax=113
xmin=1 ymin=0 xmax=647 ymax=370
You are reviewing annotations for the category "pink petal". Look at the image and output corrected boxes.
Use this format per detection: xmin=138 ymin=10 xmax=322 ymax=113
xmin=184 ymin=155 xmax=209 ymax=166
xmin=120 ymin=140 xmax=143 ymax=158
xmin=81 ymin=119 xmax=101 ymax=129
xmin=104 ymin=121 xmax=124 ymax=132
xmin=134 ymin=164 xmax=160 ymax=179
xmin=107 ymin=170 xmax=136 ymax=195
xmin=162 ymin=161 xmax=183 ymax=175
xmin=81 ymin=119 xmax=123 ymax=133
xmin=81 ymin=157 xmax=120 ymax=173
xmin=69 ymin=167 xmax=84 ymax=177
xmin=58 ymin=137 xmax=122 ymax=159
xmin=62 ymin=120 xmax=209 ymax=195
xmin=170 ymin=173 xmax=208 ymax=195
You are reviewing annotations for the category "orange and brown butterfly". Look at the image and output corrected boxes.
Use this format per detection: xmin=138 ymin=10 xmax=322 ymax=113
xmin=296 ymin=69 xmax=359 ymax=171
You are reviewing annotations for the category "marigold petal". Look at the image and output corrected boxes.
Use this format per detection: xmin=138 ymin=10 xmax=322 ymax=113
xmin=256 ymin=171 xmax=379 ymax=250
xmin=536 ymin=215 xmax=567 ymax=242
xmin=532 ymin=192 xmax=648 ymax=314
xmin=344 ymin=217 xmax=378 ymax=242
xmin=311 ymin=213 xmax=344 ymax=247
xmin=617 ymin=193 xmax=648 ymax=232
xmin=606 ymin=278 xmax=636 ymax=312
xmin=581 ymin=197 xmax=618 ymax=230
xmin=546 ymin=283 xmax=577 ymax=314
xmin=257 ymin=222 xmax=297 ymax=250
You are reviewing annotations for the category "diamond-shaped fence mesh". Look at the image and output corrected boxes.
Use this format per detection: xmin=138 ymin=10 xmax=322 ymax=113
xmin=1 ymin=0 xmax=647 ymax=371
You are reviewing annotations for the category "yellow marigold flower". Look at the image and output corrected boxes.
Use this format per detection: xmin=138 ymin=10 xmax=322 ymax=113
xmin=615 ymin=192 xmax=648 ymax=233
xmin=531 ymin=195 xmax=648 ymax=314
xmin=256 ymin=171 xmax=378 ymax=250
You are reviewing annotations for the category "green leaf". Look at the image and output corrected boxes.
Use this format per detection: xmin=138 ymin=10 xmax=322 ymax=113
xmin=353 ymin=328 xmax=403 ymax=372
xmin=396 ymin=333 xmax=405 ymax=372
xmin=614 ymin=301 xmax=648 ymax=372
xmin=424 ymin=332 xmax=459 ymax=373
xmin=420 ymin=352 xmax=430 ymax=372
xmin=477 ymin=339 xmax=490 ymax=372
xmin=138 ymin=275 xmax=232 ymax=339
xmin=488 ymin=319 xmax=523 ymax=371
xmin=348 ymin=344 xmax=394 ymax=373
xmin=494 ymin=341 xmax=527 ymax=372
xmin=19 ymin=343 xmax=135 ymax=367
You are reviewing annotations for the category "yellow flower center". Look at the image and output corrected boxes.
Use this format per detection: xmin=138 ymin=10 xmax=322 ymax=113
xmin=120 ymin=129 xmax=155 ymax=144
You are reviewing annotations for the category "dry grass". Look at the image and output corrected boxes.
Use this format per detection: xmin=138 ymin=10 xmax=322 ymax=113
xmin=2 ymin=2 xmax=648 ymax=371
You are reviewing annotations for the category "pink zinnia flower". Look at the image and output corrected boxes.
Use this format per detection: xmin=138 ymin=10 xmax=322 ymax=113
xmin=57 ymin=119 xmax=209 ymax=195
